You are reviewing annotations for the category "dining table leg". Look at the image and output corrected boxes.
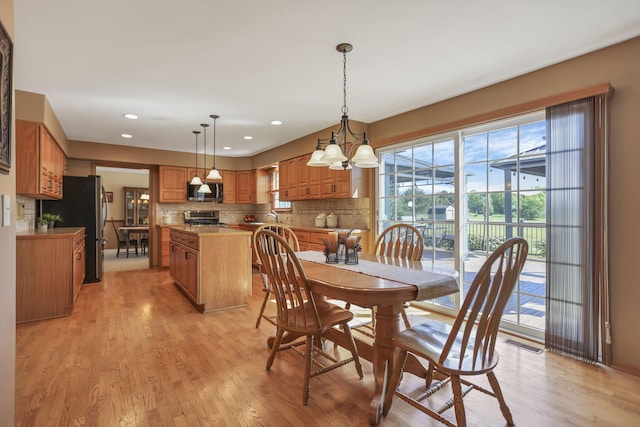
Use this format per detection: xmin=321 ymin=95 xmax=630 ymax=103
xmin=368 ymin=302 xmax=403 ymax=425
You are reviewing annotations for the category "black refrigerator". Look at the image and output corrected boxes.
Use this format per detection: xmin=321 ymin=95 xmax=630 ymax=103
xmin=40 ymin=175 xmax=107 ymax=283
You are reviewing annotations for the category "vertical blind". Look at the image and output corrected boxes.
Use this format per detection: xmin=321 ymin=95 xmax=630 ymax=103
xmin=545 ymin=95 xmax=609 ymax=364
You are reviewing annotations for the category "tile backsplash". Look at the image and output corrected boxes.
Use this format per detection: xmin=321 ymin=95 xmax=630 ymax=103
xmin=156 ymin=198 xmax=371 ymax=230
xmin=16 ymin=196 xmax=36 ymax=232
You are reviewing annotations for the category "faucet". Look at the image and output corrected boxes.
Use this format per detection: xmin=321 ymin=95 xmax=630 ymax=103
xmin=265 ymin=210 xmax=280 ymax=223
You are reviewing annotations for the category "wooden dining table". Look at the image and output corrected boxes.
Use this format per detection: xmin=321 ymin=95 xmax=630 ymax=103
xmin=293 ymin=251 xmax=459 ymax=425
xmin=118 ymin=226 xmax=149 ymax=257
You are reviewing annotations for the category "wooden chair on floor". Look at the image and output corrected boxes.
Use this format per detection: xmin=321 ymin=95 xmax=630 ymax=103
xmin=111 ymin=218 xmax=137 ymax=258
xmin=383 ymin=237 xmax=528 ymax=427
xmin=253 ymin=223 xmax=300 ymax=328
xmin=255 ymin=229 xmax=363 ymax=405
xmin=347 ymin=223 xmax=424 ymax=334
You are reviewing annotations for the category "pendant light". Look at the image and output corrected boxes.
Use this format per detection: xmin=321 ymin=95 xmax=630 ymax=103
xmin=197 ymin=123 xmax=212 ymax=194
xmin=206 ymin=114 xmax=222 ymax=181
xmin=189 ymin=130 xmax=203 ymax=186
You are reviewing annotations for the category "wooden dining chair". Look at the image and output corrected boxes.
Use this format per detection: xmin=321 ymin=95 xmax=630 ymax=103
xmin=111 ymin=218 xmax=137 ymax=258
xmin=383 ymin=237 xmax=528 ymax=427
xmin=347 ymin=223 xmax=424 ymax=334
xmin=253 ymin=223 xmax=300 ymax=328
xmin=255 ymin=229 xmax=363 ymax=405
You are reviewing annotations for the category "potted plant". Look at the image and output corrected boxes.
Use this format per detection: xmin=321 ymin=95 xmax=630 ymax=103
xmin=41 ymin=213 xmax=62 ymax=228
xmin=37 ymin=218 xmax=49 ymax=231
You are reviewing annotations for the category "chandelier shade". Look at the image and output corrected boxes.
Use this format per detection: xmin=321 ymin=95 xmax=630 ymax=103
xmin=307 ymin=43 xmax=379 ymax=170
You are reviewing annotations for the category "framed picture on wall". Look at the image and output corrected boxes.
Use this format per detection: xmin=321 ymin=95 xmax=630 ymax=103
xmin=105 ymin=191 xmax=114 ymax=203
xmin=0 ymin=20 xmax=13 ymax=175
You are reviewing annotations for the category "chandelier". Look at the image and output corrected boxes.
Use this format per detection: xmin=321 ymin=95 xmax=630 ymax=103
xmin=307 ymin=43 xmax=379 ymax=170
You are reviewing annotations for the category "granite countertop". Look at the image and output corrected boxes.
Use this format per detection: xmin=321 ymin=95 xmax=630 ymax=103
xmin=16 ymin=227 xmax=85 ymax=239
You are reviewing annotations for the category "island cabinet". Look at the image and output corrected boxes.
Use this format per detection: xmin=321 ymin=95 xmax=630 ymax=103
xmin=16 ymin=120 xmax=66 ymax=200
xmin=16 ymin=227 xmax=86 ymax=323
xmin=169 ymin=227 xmax=253 ymax=312
xmin=158 ymin=224 xmax=189 ymax=267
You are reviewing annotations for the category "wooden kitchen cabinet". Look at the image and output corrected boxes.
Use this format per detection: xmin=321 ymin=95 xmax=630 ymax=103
xmin=159 ymin=166 xmax=187 ymax=202
xmin=16 ymin=120 xmax=66 ymax=199
xmin=222 ymin=170 xmax=236 ymax=203
xmin=169 ymin=227 xmax=252 ymax=312
xmin=235 ymin=170 xmax=252 ymax=203
xmin=159 ymin=224 xmax=188 ymax=267
xmin=16 ymin=227 xmax=86 ymax=323
xmin=297 ymin=156 xmax=310 ymax=200
xmin=280 ymin=154 xmax=368 ymax=201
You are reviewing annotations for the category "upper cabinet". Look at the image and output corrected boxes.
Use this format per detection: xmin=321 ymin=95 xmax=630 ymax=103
xmin=280 ymin=154 xmax=369 ymax=201
xmin=159 ymin=166 xmax=187 ymax=202
xmin=158 ymin=165 xmax=268 ymax=205
xmin=235 ymin=170 xmax=252 ymax=204
xmin=221 ymin=170 xmax=236 ymax=204
xmin=16 ymin=120 xmax=66 ymax=199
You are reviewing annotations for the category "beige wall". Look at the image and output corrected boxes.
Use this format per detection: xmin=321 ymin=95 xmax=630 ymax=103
xmin=367 ymin=37 xmax=640 ymax=374
xmin=0 ymin=0 xmax=15 ymax=423
xmin=15 ymin=90 xmax=69 ymax=154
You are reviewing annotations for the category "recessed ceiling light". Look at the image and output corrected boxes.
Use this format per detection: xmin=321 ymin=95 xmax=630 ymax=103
xmin=243 ymin=136 xmax=253 ymax=140
xmin=270 ymin=120 xmax=282 ymax=125
xmin=121 ymin=133 xmax=133 ymax=138
xmin=123 ymin=114 xmax=138 ymax=120
xmin=223 ymin=146 xmax=231 ymax=150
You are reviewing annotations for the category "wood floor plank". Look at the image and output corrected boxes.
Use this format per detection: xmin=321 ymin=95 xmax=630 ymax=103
xmin=15 ymin=267 xmax=640 ymax=427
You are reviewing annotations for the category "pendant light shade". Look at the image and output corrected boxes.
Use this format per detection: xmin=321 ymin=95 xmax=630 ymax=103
xmin=206 ymin=114 xmax=223 ymax=182
xmin=190 ymin=130 xmax=203 ymax=186
xmin=197 ymin=183 xmax=212 ymax=194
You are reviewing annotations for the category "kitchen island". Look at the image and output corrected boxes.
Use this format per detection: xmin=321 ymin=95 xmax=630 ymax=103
xmin=169 ymin=226 xmax=252 ymax=313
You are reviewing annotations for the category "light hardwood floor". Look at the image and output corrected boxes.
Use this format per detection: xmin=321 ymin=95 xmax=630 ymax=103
xmin=15 ymin=268 xmax=640 ymax=426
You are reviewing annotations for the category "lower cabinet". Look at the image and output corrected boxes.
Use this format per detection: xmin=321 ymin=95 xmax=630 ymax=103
xmin=169 ymin=227 xmax=252 ymax=312
xmin=16 ymin=227 xmax=86 ymax=323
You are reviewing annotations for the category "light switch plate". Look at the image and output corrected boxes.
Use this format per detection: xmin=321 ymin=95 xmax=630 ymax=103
xmin=2 ymin=194 xmax=9 ymax=226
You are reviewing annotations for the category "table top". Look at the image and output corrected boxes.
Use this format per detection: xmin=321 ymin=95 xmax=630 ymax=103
xmin=298 ymin=252 xmax=458 ymax=308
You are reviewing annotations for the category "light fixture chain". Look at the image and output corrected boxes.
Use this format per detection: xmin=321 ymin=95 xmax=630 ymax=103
xmin=342 ymin=49 xmax=348 ymax=115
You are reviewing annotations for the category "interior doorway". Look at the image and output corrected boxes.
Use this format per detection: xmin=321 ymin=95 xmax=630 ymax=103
xmin=97 ymin=166 xmax=150 ymax=272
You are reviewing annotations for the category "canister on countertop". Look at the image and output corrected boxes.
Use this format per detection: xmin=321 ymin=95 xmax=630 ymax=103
xmin=326 ymin=213 xmax=338 ymax=228
xmin=315 ymin=213 xmax=327 ymax=228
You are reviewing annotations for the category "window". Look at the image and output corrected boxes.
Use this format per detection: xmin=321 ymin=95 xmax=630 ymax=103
xmin=378 ymin=112 xmax=547 ymax=339
xmin=268 ymin=167 xmax=291 ymax=210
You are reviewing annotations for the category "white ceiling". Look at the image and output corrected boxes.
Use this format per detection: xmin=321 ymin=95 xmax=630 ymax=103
xmin=14 ymin=1 xmax=640 ymax=158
